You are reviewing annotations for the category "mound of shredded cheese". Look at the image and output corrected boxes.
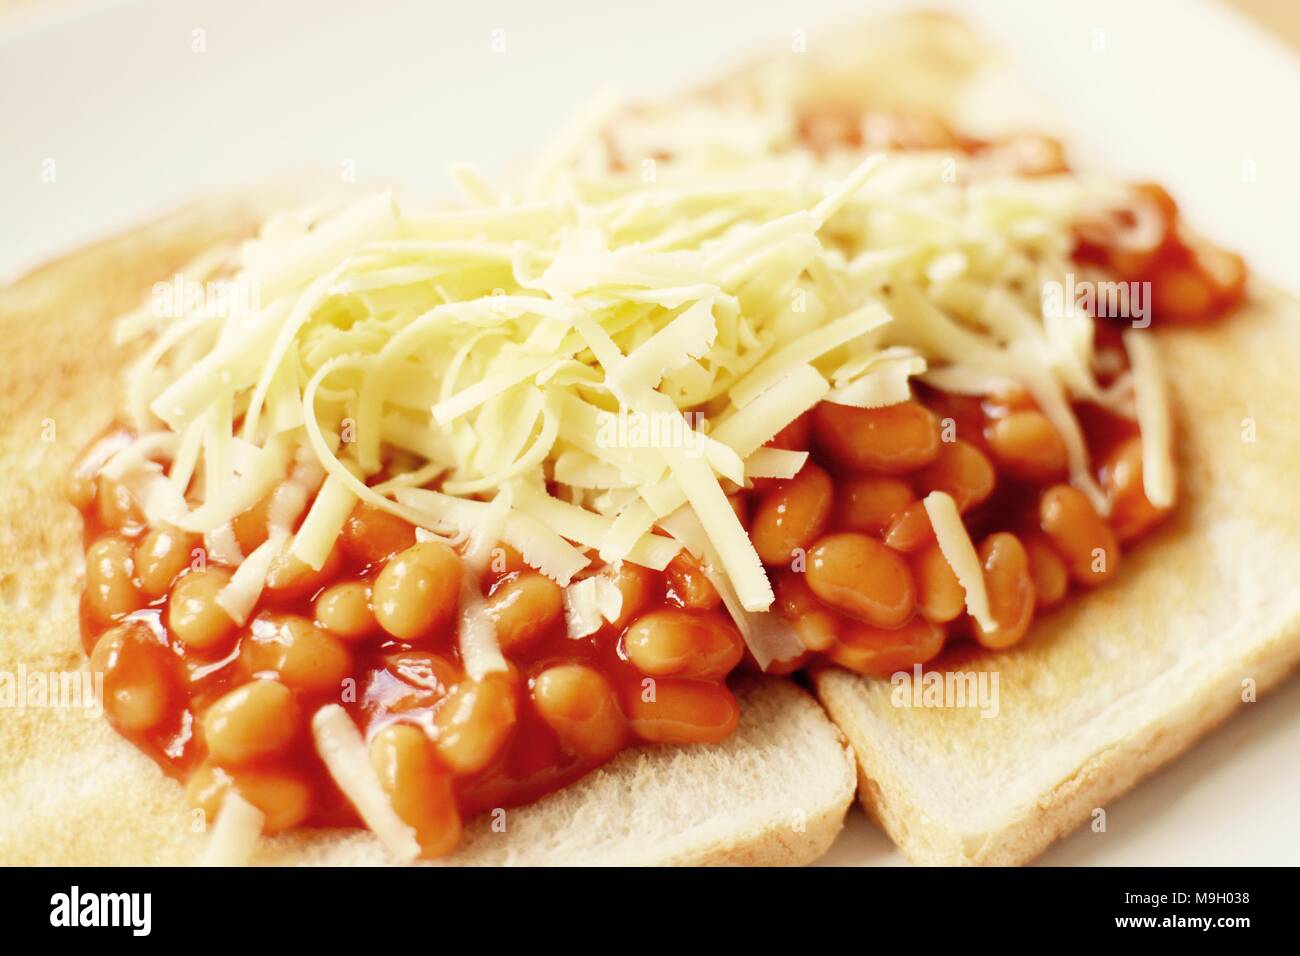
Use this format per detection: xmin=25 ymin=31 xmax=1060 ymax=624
xmin=110 ymin=91 xmax=1159 ymax=674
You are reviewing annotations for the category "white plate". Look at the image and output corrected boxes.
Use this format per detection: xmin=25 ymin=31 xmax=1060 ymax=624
xmin=3 ymin=0 xmax=1297 ymax=865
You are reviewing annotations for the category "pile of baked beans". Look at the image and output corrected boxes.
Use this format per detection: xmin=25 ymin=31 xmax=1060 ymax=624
xmin=748 ymin=384 xmax=1162 ymax=678
xmin=70 ymin=450 xmax=752 ymax=856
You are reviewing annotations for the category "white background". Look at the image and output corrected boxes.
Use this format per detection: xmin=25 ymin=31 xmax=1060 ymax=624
xmin=2 ymin=0 xmax=1298 ymax=864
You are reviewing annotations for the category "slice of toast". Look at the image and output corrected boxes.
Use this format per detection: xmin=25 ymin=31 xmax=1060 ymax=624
xmin=722 ymin=12 xmax=1300 ymax=865
xmin=0 ymin=190 xmax=855 ymax=865
xmin=812 ymin=284 xmax=1300 ymax=865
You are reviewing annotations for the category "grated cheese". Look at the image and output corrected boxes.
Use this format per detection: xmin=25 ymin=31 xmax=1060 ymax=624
xmin=289 ymin=472 xmax=358 ymax=571
xmin=826 ymin=349 xmax=927 ymax=409
xmin=710 ymin=364 xmax=830 ymax=458
xmin=204 ymin=524 xmax=244 ymax=566
xmin=457 ymin=571 xmax=508 ymax=681
xmin=743 ymin=447 xmax=809 ymax=480
xmin=923 ymin=491 xmax=993 ymax=633
xmin=606 ymin=297 xmax=719 ymax=397
xmin=728 ymin=303 xmax=891 ymax=408
xmin=200 ymin=790 xmax=265 ymax=867
xmin=1122 ymin=329 xmax=1175 ymax=508
xmin=311 ymin=704 xmax=421 ymax=864
xmin=107 ymin=89 xmax=1156 ymax=679
xmin=215 ymin=529 xmax=288 ymax=625
xmin=660 ymin=506 xmax=803 ymax=667
xmin=562 ymin=574 xmax=624 ymax=639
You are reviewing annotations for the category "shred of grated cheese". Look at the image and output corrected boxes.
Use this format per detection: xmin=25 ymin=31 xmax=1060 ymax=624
xmin=923 ymin=491 xmax=993 ymax=633
xmin=1122 ymin=328 xmax=1175 ymax=508
xmin=311 ymin=704 xmax=421 ymax=864
xmin=201 ymin=790 xmax=265 ymax=867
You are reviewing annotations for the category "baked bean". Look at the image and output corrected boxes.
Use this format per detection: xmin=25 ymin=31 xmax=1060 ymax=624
xmin=916 ymin=439 xmax=995 ymax=512
xmin=185 ymin=762 xmax=231 ymax=823
xmin=95 ymin=475 xmax=144 ymax=532
xmin=986 ymin=382 xmax=1036 ymax=413
xmin=532 ymin=664 xmax=627 ymax=760
xmin=806 ymin=532 xmax=915 ymax=627
xmin=1152 ymin=264 xmax=1214 ymax=323
xmin=202 ymin=679 xmax=299 ymax=766
xmin=135 ymin=526 xmax=199 ymax=599
xmin=985 ymin=411 xmax=1068 ymax=482
xmin=1024 ymin=533 xmax=1069 ymax=609
xmin=486 ymin=573 xmax=564 ymax=652
xmin=314 ymin=581 xmax=377 ymax=640
xmin=85 ymin=533 xmax=143 ymax=624
xmin=1101 ymin=436 xmax=1169 ymax=543
xmin=264 ymin=544 xmax=342 ymax=603
xmin=185 ymin=762 xmax=311 ymax=832
xmin=826 ymin=615 xmax=946 ymax=678
xmin=883 ymin=502 xmax=936 ymax=553
xmin=240 ymin=613 xmax=352 ymax=694
xmin=625 ymin=679 xmax=739 ymax=744
xmin=605 ymin=561 xmax=657 ymax=630
xmin=232 ymin=494 xmax=271 ymax=555
xmin=1039 ymin=485 xmax=1120 ymax=585
xmin=924 ymin=391 xmax=983 ymax=443
xmin=983 ymin=133 xmax=1067 ymax=176
xmin=912 ymin=543 xmax=965 ymax=623
xmin=386 ymin=651 xmax=460 ymax=697
xmin=1134 ymin=182 xmax=1178 ymax=225
xmin=800 ymin=106 xmax=863 ymax=153
xmin=341 ymin=503 xmax=417 ymax=568
xmin=624 ymin=608 xmax=744 ymax=680
xmin=774 ymin=570 xmax=839 ymax=652
xmin=1191 ymin=240 xmax=1246 ymax=308
xmin=370 ymin=723 xmax=461 ymax=859
xmin=372 ymin=541 xmax=462 ymax=641
xmin=230 ymin=768 xmax=312 ymax=832
xmin=1083 ymin=185 xmax=1173 ymax=278
xmin=167 ymin=567 xmax=238 ymax=653
xmin=433 ymin=673 xmax=517 ymax=774
xmin=750 ymin=463 xmax=833 ymax=566
xmin=89 ymin=621 xmax=176 ymax=732
xmin=973 ymin=533 xmax=1036 ymax=649
xmin=64 ymin=467 xmax=96 ymax=511
xmin=862 ymin=111 xmax=959 ymax=150
xmin=813 ymin=400 xmax=940 ymax=474
xmin=837 ymin=476 xmax=914 ymax=535
xmin=1106 ymin=246 xmax=1160 ymax=282
xmin=663 ymin=551 xmax=721 ymax=611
